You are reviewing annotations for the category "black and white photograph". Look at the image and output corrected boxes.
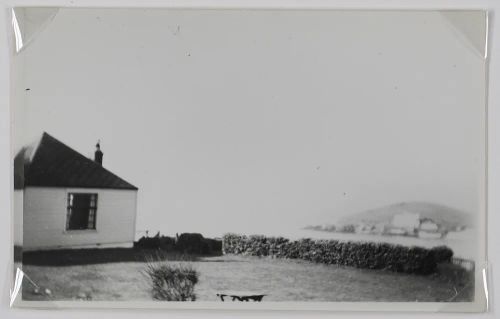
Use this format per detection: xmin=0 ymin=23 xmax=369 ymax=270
xmin=9 ymin=8 xmax=487 ymax=311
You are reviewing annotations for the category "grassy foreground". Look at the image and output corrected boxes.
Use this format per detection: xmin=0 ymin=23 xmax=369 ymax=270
xmin=20 ymin=254 xmax=474 ymax=302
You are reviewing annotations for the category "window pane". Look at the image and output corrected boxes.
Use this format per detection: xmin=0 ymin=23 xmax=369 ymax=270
xmin=88 ymin=208 xmax=95 ymax=229
xmin=90 ymin=194 xmax=96 ymax=207
xmin=66 ymin=208 xmax=72 ymax=229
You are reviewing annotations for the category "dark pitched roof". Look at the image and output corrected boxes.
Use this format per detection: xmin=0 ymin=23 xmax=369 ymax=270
xmin=14 ymin=132 xmax=138 ymax=190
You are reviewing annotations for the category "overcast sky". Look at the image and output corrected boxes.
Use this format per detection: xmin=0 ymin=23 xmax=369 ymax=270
xmin=12 ymin=9 xmax=486 ymax=237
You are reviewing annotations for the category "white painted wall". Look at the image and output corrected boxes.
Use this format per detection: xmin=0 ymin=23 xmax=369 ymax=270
xmin=23 ymin=187 xmax=137 ymax=250
xmin=13 ymin=190 xmax=23 ymax=246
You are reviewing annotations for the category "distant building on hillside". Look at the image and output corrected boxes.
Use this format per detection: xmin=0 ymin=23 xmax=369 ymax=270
xmin=388 ymin=212 xmax=420 ymax=235
xmin=417 ymin=218 xmax=442 ymax=239
xmin=419 ymin=218 xmax=439 ymax=232
xmin=355 ymin=224 xmax=371 ymax=234
xmin=385 ymin=212 xmax=445 ymax=239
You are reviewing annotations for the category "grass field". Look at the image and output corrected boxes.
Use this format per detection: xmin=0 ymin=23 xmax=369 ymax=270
xmin=20 ymin=254 xmax=473 ymax=302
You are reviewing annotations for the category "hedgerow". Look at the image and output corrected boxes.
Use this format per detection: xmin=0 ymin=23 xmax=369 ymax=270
xmin=222 ymin=234 xmax=454 ymax=275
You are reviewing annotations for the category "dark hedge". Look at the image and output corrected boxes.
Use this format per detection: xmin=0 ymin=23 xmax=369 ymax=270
xmin=430 ymin=246 xmax=454 ymax=263
xmin=222 ymin=234 xmax=454 ymax=275
xmin=134 ymin=233 xmax=222 ymax=255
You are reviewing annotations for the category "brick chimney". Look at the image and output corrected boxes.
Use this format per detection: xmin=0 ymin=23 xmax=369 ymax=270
xmin=94 ymin=140 xmax=103 ymax=165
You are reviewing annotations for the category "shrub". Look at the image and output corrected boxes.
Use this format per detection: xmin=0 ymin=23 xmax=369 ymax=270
xmin=158 ymin=236 xmax=177 ymax=250
xmin=134 ymin=233 xmax=222 ymax=255
xmin=176 ymin=233 xmax=205 ymax=254
xmin=144 ymin=259 xmax=199 ymax=301
xmin=204 ymin=238 xmax=223 ymax=254
xmin=431 ymin=246 xmax=454 ymax=263
xmin=134 ymin=236 xmax=162 ymax=249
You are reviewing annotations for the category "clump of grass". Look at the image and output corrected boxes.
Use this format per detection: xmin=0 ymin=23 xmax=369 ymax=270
xmin=143 ymin=253 xmax=199 ymax=301
xmin=434 ymin=263 xmax=475 ymax=302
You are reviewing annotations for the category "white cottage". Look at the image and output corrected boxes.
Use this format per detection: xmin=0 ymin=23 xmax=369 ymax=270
xmin=14 ymin=132 xmax=138 ymax=250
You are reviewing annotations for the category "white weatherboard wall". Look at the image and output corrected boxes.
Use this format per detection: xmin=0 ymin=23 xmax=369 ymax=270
xmin=13 ymin=190 xmax=23 ymax=246
xmin=23 ymin=187 xmax=137 ymax=250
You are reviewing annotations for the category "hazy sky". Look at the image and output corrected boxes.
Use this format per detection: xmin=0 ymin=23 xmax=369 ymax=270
xmin=12 ymin=9 xmax=486 ymax=237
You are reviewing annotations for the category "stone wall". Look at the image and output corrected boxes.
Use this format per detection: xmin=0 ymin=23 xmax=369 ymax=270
xmin=222 ymin=234 xmax=453 ymax=275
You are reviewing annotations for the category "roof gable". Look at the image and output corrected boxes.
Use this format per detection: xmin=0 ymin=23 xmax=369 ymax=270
xmin=14 ymin=132 xmax=138 ymax=190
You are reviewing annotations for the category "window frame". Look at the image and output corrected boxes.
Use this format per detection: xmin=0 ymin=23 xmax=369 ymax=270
xmin=65 ymin=192 xmax=98 ymax=231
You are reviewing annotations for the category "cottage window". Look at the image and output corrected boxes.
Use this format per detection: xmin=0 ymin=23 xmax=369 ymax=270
xmin=66 ymin=193 xmax=98 ymax=230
